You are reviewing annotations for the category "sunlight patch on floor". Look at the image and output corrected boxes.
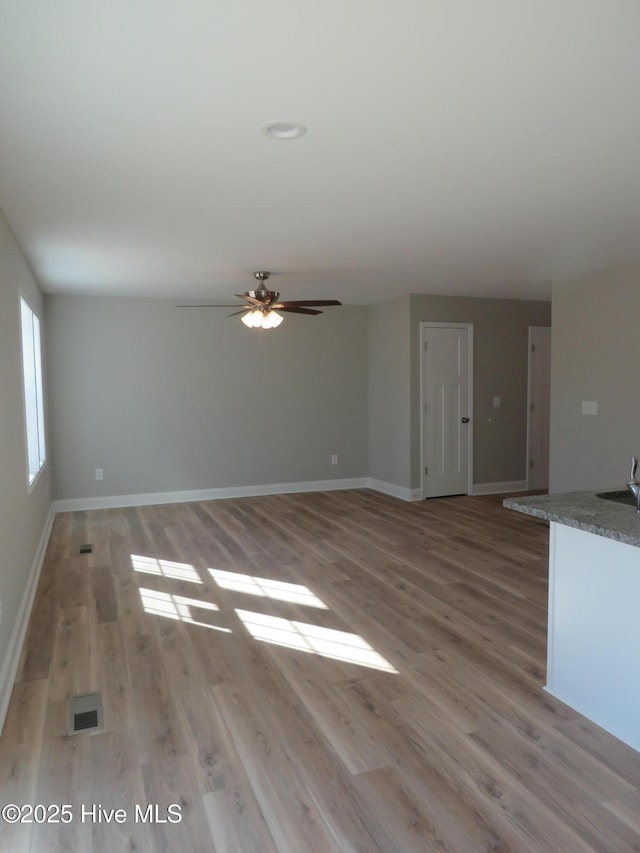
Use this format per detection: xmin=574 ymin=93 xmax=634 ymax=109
xmin=235 ymin=609 xmax=397 ymax=672
xmin=131 ymin=554 xmax=203 ymax=583
xmin=210 ymin=568 xmax=328 ymax=609
xmin=139 ymin=587 xmax=230 ymax=631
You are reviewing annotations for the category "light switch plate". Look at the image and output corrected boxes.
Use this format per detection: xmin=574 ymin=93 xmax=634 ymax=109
xmin=581 ymin=401 xmax=597 ymax=415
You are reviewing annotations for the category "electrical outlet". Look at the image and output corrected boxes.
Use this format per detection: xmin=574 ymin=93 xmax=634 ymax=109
xmin=331 ymin=454 xmax=338 ymax=466
xmin=95 ymin=468 xmax=104 ymax=481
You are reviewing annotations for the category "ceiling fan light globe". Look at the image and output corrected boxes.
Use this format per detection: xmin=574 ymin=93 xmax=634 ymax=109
xmin=261 ymin=311 xmax=283 ymax=329
xmin=241 ymin=309 xmax=264 ymax=328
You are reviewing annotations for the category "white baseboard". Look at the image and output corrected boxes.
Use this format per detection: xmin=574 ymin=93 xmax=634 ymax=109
xmin=52 ymin=477 xmax=531 ymax=515
xmin=0 ymin=502 xmax=55 ymax=734
xmin=472 ymin=480 xmax=528 ymax=495
xmin=372 ymin=479 xmax=531 ymax=501
xmin=367 ymin=479 xmax=423 ymax=502
xmin=53 ymin=477 xmax=371 ymax=512
xmin=52 ymin=476 xmax=435 ymax=512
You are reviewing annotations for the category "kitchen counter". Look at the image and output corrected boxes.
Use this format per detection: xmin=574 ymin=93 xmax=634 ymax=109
xmin=503 ymin=489 xmax=640 ymax=547
xmin=504 ymin=489 xmax=640 ymax=754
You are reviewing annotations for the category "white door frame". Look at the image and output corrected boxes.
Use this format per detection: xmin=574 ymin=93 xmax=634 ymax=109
xmin=526 ymin=325 xmax=551 ymax=489
xmin=419 ymin=322 xmax=474 ymax=499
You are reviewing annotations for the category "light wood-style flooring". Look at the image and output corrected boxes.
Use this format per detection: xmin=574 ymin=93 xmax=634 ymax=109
xmin=1 ymin=489 xmax=639 ymax=852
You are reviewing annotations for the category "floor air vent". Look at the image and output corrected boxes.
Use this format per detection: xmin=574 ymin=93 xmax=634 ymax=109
xmin=79 ymin=544 xmax=93 ymax=554
xmin=68 ymin=692 xmax=103 ymax=735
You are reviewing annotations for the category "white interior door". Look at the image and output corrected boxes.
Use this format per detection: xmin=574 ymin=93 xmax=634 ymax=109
xmin=421 ymin=324 xmax=473 ymax=498
xmin=527 ymin=326 xmax=551 ymax=489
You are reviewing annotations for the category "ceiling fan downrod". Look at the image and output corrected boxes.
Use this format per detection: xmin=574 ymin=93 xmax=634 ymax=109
xmin=253 ymin=270 xmax=270 ymax=295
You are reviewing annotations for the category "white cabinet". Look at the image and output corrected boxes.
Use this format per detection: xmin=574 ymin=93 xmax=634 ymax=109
xmin=546 ymin=522 xmax=640 ymax=752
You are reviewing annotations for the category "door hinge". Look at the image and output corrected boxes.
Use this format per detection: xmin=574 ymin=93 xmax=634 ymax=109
xmin=424 ymin=466 xmax=428 ymax=475
xmin=531 ymin=344 xmax=536 ymax=353
xmin=530 ymin=459 xmax=534 ymax=468
xmin=424 ymin=341 xmax=428 ymax=351
xmin=530 ymin=401 xmax=534 ymax=411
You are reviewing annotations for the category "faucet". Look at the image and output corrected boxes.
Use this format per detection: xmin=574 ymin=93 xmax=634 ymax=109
xmin=628 ymin=456 xmax=640 ymax=513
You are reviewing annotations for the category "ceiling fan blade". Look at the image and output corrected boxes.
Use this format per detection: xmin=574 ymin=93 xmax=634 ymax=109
xmin=235 ymin=294 xmax=262 ymax=306
xmin=176 ymin=303 xmax=245 ymax=308
xmin=227 ymin=308 xmax=251 ymax=317
xmin=279 ymin=306 xmax=323 ymax=315
xmin=273 ymin=299 xmax=342 ymax=308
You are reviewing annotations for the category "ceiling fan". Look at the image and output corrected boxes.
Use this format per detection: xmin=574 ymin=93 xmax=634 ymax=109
xmin=178 ymin=271 xmax=342 ymax=330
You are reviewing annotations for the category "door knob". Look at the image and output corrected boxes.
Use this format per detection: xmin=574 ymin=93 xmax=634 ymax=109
xmin=461 ymin=417 xmax=470 ymax=423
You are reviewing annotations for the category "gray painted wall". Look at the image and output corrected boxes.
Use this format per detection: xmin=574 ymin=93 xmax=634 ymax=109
xmin=44 ymin=290 xmax=551 ymax=501
xmin=368 ymin=296 xmax=412 ymax=488
xmin=0 ymin=209 xmax=51 ymax=668
xmin=409 ymin=294 xmax=551 ymax=490
xmin=45 ymin=296 xmax=369 ymax=500
xmin=550 ymin=264 xmax=640 ymax=492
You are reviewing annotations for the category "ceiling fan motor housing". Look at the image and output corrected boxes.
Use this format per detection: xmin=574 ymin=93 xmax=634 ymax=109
xmin=245 ymin=289 xmax=279 ymax=304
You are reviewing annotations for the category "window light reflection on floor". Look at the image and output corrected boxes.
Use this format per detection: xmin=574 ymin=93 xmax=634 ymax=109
xmin=140 ymin=588 xmax=230 ymax=632
xmin=235 ymin=609 xmax=397 ymax=673
xmin=131 ymin=554 xmax=202 ymax=583
xmin=210 ymin=568 xmax=329 ymax=609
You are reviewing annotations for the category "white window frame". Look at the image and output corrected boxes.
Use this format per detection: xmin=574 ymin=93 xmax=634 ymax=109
xmin=19 ymin=292 xmax=47 ymax=492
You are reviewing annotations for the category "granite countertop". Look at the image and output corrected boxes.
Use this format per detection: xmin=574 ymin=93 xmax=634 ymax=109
xmin=503 ymin=490 xmax=640 ymax=548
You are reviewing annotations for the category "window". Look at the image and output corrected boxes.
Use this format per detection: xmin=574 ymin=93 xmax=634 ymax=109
xmin=20 ymin=295 xmax=46 ymax=487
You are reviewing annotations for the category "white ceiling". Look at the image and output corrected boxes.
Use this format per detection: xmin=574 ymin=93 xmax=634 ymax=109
xmin=1 ymin=1 xmax=639 ymax=304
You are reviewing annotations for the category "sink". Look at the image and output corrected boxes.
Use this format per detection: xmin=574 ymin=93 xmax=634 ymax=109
xmin=596 ymin=489 xmax=637 ymax=507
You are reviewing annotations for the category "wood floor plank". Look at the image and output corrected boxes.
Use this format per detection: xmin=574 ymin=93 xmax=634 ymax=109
xmin=604 ymin=791 xmax=640 ymax=835
xmin=555 ymin=716 xmax=640 ymax=788
xmin=269 ymin=649 xmax=391 ymax=775
xmin=14 ymin=583 xmax=56 ymax=683
xmin=202 ymin=782 xmax=278 ymax=852
xmin=469 ymin=720 xmax=640 ymax=852
xmin=0 ymin=679 xmax=48 ymax=853
xmin=395 ymin=698 xmax=596 ymax=852
xmin=91 ymin=565 xmax=119 ymax=624
xmin=140 ymin=754 xmax=215 ymax=852
xmin=0 ymin=489 xmax=638 ymax=851
xmin=30 ymin=700 xmax=93 ymax=852
xmin=350 ymin=765 xmax=474 ymax=852
xmin=212 ymin=680 xmax=382 ymax=852
xmin=175 ymin=685 xmax=251 ymax=795
xmin=88 ymin=728 xmax=152 ymax=853
xmin=114 ymin=570 xmax=150 ymax=639
xmin=125 ymin=633 xmax=187 ymax=762
xmin=48 ymin=605 xmax=92 ymax=703
xmin=334 ymin=684 xmax=522 ymax=852
xmin=91 ymin=621 xmax=134 ymax=733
